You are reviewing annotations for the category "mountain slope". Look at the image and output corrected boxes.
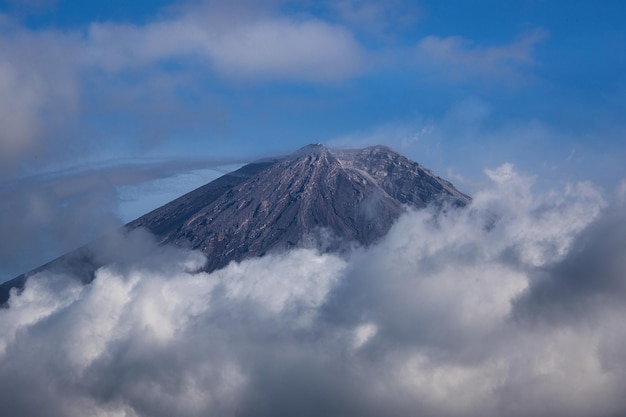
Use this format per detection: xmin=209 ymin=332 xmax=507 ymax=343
xmin=1 ymin=144 xmax=470 ymax=304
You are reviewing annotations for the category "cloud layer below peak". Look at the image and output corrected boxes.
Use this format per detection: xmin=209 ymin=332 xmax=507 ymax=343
xmin=2 ymin=166 xmax=626 ymax=417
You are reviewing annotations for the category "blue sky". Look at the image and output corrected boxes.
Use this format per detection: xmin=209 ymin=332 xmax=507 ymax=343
xmin=0 ymin=0 xmax=625 ymax=278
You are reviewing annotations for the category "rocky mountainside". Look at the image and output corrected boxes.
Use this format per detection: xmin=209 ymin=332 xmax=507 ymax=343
xmin=1 ymin=144 xmax=470 ymax=304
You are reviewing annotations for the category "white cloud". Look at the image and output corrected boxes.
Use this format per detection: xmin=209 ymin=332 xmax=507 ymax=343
xmin=351 ymin=322 xmax=377 ymax=349
xmin=86 ymin=14 xmax=364 ymax=82
xmin=2 ymin=167 xmax=626 ymax=416
xmin=205 ymin=17 xmax=364 ymax=81
xmin=415 ymin=29 xmax=548 ymax=82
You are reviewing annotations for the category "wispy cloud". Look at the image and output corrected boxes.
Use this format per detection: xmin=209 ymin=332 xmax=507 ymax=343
xmin=0 ymin=156 xmax=246 ymax=281
xmin=0 ymin=19 xmax=82 ymax=178
xmin=328 ymin=0 xmax=421 ymax=36
xmin=0 ymin=1 xmax=552 ymax=184
xmin=328 ymin=96 xmax=626 ymax=192
xmin=415 ymin=29 xmax=548 ymax=83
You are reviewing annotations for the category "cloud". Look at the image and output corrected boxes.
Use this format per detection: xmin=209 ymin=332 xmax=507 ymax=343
xmin=2 ymin=166 xmax=626 ymax=416
xmin=513 ymin=180 xmax=626 ymax=323
xmin=415 ymin=29 xmax=548 ymax=83
xmin=327 ymin=97 xmax=626 ymax=192
xmin=0 ymin=2 xmax=553 ymax=186
xmin=0 ymin=157 xmax=245 ymax=281
xmin=205 ymin=17 xmax=364 ymax=81
xmin=86 ymin=13 xmax=364 ymax=82
xmin=0 ymin=2 xmax=366 ymax=179
xmin=327 ymin=0 xmax=421 ymax=36
xmin=0 ymin=20 xmax=82 ymax=177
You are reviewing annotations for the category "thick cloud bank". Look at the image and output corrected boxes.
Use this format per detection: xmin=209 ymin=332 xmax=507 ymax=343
xmin=2 ymin=166 xmax=626 ymax=417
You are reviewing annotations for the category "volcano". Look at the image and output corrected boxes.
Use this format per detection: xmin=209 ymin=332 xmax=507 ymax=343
xmin=1 ymin=144 xmax=470 ymax=304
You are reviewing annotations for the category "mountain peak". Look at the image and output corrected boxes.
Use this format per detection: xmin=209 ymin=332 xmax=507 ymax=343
xmin=138 ymin=145 xmax=471 ymax=258
xmin=1 ymin=145 xmax=470 ymax=305
xmin=292 ymin=142 xmax=331 ymax=157
xmin=298 ymin=142 xmax=325 ymax=151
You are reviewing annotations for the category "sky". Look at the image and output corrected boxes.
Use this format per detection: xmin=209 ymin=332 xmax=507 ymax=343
xmin=2 ymin=1 xmax=626 ymax=416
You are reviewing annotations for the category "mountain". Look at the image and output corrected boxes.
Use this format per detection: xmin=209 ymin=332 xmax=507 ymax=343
xmin=0 ymin=144 xmax=470 ymax=305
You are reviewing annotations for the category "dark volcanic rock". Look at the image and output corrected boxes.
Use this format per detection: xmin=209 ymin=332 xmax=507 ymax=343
xmin=1 ymin=144 xmax=470 ymax=305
